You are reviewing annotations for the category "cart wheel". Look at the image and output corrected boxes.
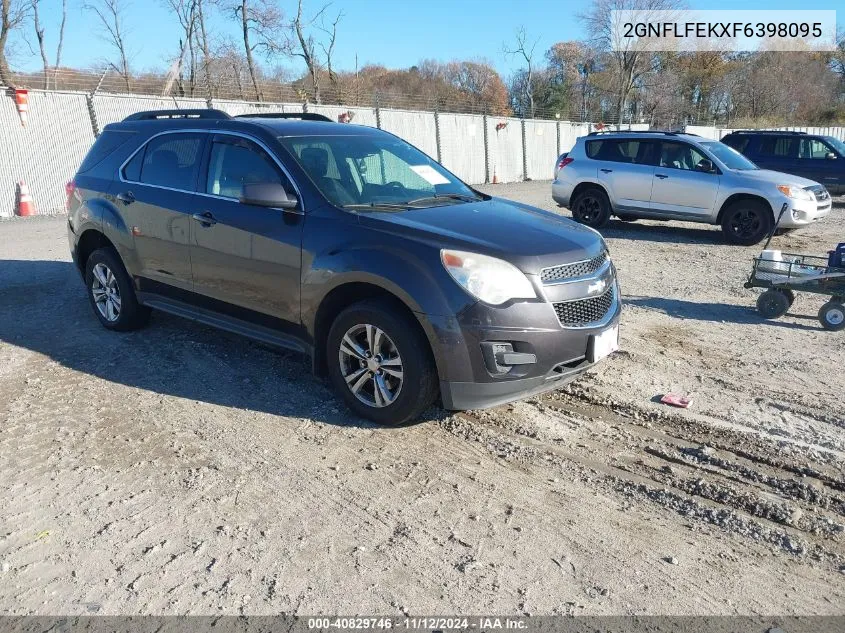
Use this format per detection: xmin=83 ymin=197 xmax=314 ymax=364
xmin=782 ymin=289 xmax=796 ymax=306
xmin=757 ymin=289 xmax=790 ymax=319
xmin=818 ymin=302 xmax=845 ymax=331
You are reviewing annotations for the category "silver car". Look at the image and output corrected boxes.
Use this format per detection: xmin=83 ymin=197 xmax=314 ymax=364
xmin=552 ymin=131 xmax=832 ymax=245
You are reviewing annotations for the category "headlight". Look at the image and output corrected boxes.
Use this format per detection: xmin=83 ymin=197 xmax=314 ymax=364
xmin=777 ymin=184 xmax=813 ymax=201
xmin=441 ymin=249 xmax=536 ymax=305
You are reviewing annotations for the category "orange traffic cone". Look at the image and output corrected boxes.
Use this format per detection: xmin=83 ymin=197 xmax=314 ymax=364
xmin=14 ymin=89 xmax=28 ymax=127
xmin=492 ymin=168 xmax=498 ymax=184
xmin=16 ymin=181 xmax=36 ymax=216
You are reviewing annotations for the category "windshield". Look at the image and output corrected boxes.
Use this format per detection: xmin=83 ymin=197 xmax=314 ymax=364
xmin=699 ymin=141 xmax=758 ymax=170
xmin=279 ymin=134 xmax=483 ymax=209
xmin=824 ymin=136 xmax=845 ymax=156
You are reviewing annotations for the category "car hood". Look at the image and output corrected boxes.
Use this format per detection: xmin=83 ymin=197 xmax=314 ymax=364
xmin=732 ymin=168 xmax=823 ymax=189
xmin=357 ymin=197 xmax=605 ymax=274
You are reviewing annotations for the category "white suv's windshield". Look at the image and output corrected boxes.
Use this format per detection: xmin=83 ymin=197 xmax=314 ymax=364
xmin=280 ymin=134 xmax=482 ymax=210
xmin=699 ymin=141 xmax=758 ymax=170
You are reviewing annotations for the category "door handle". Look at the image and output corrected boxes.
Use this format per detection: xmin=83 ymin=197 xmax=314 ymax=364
xmin=116 ymin=191 xmax=135 ymax=204
xmin=655 ymin=174 xmax=669 ymax=179
xmin=600 ymin=168 xmax=613 ymax=173
xmin=191 ymin=212 xmax=217 ymax=226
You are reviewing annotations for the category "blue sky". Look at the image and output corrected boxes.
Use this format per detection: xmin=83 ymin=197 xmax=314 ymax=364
xmin=15 ymin=0 xmax=843 ymax=77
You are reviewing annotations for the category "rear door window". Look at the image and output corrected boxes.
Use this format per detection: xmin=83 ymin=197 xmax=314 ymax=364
xmin=588 ymin=139 xmax=654 ymax=164
xmin=758 ymin=136 xmax=796 ymax=158
xmin=135 ymin=133 xmax=205 ymax=191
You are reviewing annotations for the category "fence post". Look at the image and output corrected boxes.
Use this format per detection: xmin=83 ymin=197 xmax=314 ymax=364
xmin=434 ymin=108 xmax=442 ymax=163
xmin=86 ymin=68 xmax=109 ymax=137
xmin=521 ymin=117 xmax=528 ymax=181
xmin=374 ymin=92 xmax=382 ymax=130
xmin=556 ymin=120 xmax=561 ymax=157
xmin=482 ymin=111 xmax=490 ymax=184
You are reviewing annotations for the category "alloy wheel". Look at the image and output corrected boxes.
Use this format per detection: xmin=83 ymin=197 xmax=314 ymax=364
xmin=729 ymin=208 xmax=761 ymax=239
xmin=575 ymin=195 xmax=600 ymax=223
xmin=91 ymin=262 xmax=121 ymax=322
xmin=338 ymin=323 xmax=404 ymax=408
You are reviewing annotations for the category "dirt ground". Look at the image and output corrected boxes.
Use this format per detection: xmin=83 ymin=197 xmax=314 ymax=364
xmin=1 ymin=183 xmax=843 ymax=616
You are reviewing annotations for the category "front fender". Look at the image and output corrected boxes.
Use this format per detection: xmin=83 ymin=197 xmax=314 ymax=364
xmin=301 ymin=241 xmax=475 ymax=382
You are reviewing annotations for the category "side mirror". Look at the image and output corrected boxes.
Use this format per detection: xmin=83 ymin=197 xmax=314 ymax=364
xmin=240 ymin=182 xmax=298 ymax=209
xmin=826 ymin=152 xmax=837 ymax=160
xmin=695 ymin=159 xmax=716 ymax=173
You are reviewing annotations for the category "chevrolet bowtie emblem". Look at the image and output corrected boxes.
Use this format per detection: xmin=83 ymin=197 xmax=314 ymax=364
xmin=587 ymin=279 xmax=606 ymax=295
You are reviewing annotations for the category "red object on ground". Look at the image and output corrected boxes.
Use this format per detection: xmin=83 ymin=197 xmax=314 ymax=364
xmin=660 ymin=393 xmax=692 ymax=408
xmin=16 ymin=181 xmax=37 ymax=216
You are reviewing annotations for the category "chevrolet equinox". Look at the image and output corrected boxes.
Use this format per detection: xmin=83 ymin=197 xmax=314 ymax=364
xmin=68 ymin=109 xmax=620 ymax=425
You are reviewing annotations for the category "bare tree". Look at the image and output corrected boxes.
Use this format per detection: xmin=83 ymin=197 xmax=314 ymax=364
xmin=580 ymin=0 xmax=686 ymax=126
xmin=30 ymin=0 xmax=66 ymax=88
xmin=231 ymin=0 xmax=282 ymax=101
xmin=163 ymin=0 xmax=198 ymax=95
xmin=195 ymin=0 xmax=212 ymax=98
xmin=503 ymin=27 xmax=539 ymax=117
xmin=285 ymin=0 xmax=342 ymax=104
xmin=318 ymin=9 xmax=341 ymax=100
xmin=1 ymin=0 xmax=28 ymax=87
xmin=85 ymin=0 xmax=132 ymax=91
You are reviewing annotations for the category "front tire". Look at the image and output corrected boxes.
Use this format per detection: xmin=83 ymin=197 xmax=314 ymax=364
xmin=571 ymin=188 xmax=611 ymax=228
xmin=721 ymin=200 xmax=773 ymax=246
xmin=85 ymin=248 xmax=150 ymax=331
xmin=818 ymin=302 xmax=845 ymax=331
xmin=326 ymin=298 xmax=438 ymax=425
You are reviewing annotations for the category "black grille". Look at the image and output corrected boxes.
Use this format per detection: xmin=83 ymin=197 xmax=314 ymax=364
xmin=806 ymin=185 xmax=830 ymax=202
xmin=541 ymin=251 xmax=608 ymax=283
xmin=553 ymin=287 xmax=615 ymax=327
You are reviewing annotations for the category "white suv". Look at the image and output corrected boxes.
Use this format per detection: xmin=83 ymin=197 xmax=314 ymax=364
xmin=552 ymin=131 xmax=832 ymax=245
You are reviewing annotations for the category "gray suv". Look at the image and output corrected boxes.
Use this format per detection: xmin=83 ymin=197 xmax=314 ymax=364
xmin=68 ymin=109 xmax=620 ymax=425
xmin=552 ymin=131 xmax=831 ymax=245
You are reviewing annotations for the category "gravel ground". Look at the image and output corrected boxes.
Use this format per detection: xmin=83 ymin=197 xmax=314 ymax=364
xmin=0 ymin=183 xmax=843 ymax=616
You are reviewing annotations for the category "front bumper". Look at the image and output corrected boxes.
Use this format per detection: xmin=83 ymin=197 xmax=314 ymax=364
xmin=432 ymin=285 xmax=621 ymax=411
xmin=775 ymin=195 xmax=832 ymax=228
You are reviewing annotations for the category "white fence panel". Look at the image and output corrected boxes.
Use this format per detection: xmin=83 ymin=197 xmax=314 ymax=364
xmin=524 ymin=120 xmax=559 ymax=181
xmin=93 ymin=93 xmax=207 ymax=128
xmin=0 ymin=91 xmax=95 ymax=217
xmin=213 ymin=99 xmax=289 ymax=117
xmin=309 ymin=104 xmax=378 ymax=128
xmin=438 ymin=113 xmax=485 ymax=184
xmin=486 ymin=116 xmax=523 ymax=183
xmin=559 ymin=122 xmax=590 ymax=153
xmin=379 ymin=108 xmax=438 ymax=159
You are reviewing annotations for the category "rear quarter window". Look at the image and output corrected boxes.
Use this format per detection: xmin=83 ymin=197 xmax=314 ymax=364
xmin=722 ymin=135 xmax=750 ymax=153
xmin=78 ymin=130 xmax=136 ymax=173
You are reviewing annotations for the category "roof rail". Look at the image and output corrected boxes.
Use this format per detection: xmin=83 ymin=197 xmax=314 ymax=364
xmin=123 ymin=109 xmax=231 ymax=121
xmin=234 ymin=112 xmax=333 ymax=122
xmin=728 ymin=130 xmax=807 ymax=135
xmin=587 ymin=130 xmax=697 ymax=137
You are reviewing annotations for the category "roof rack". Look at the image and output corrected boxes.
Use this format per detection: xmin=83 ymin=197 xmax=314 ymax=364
xmin=587 ymin=130 xmax=698 ymax=137
xmin=234 ymin=112 xmax=333 ymax=122
xmin=123 ymin=109 xmax=231 ymax=121
xmin=727 ymin=130 xmax=807 ymax=135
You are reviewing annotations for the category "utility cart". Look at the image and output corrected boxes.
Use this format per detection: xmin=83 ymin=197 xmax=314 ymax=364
xmin=745 ymin=204 xmax=845 ymax=331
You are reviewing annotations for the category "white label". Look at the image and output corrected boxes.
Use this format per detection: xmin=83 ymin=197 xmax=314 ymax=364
xmin=590 ymin=326 xmax=619 ymax=363
xmin=410 ymin=165 xmax=450 ymax=185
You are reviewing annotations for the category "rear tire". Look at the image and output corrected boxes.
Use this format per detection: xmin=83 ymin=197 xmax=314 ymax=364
xmin=326 ymin=298 xmax=438 ymax=425
xmin=570 ymin=188 xmax=610 ymax=228
xmin=721 ymin=200 xmax=773 ymax=246
xmin=818 ymin=302 xmax=845 ymax=331
xmin=757 ymin=289 xmax=790 ymax=319
xmin=84 ymin=248 xmax=150 ymax=331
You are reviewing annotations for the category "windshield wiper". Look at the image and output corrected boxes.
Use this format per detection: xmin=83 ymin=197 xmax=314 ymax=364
xmin=342 ymin=202 xmax=410 ymax=211
xmin=404 ymin=193 xmax=481 ymax=206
